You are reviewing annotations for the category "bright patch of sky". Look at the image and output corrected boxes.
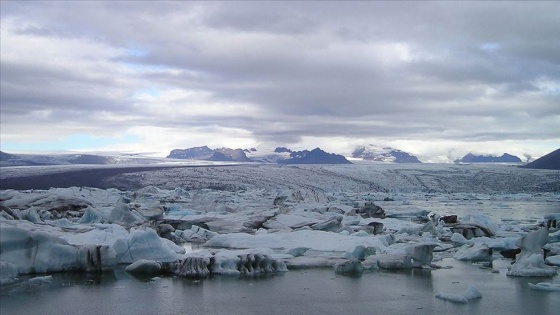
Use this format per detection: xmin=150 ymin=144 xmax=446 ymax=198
xmin=134 ymin=87 xmax=161 ymax=98
xmin=2 ymin=134 xmax=140 ymax=153
xmin=479 ymin=43 xmax=501 ymax=52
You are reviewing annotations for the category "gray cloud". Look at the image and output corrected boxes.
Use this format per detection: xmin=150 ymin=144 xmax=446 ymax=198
xmin=1 ymin=1 xmax=558 ymax=158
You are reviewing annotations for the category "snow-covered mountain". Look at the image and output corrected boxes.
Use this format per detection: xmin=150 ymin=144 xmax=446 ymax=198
xmin=167 ymin=146 xmax=252 ymax=162
xmin=352 ymin=145 xmax=422 ymax=163
xmin=242 ymin=146 xmax=291 ymax=163
xmin=201 ymin=146 xmax=352 ymax=164
xmin=455 ymin=153 xmax=522 ymax=163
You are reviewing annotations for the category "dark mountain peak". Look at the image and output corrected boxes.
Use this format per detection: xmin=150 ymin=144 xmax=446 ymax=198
xmin=278 ymin=148 xmax=351 ymax=164
xmin=521 ymin=148 xmax=560 ymax=170
xmin=167 ymin=146 xmax=252 ymax=162
xmin=456 ymin=153 xmax=522 ymax=163
xmin=0 ymin=151 xmax=19 ymax=161
xmin=274 ymin=147 xmax=292 ymax=153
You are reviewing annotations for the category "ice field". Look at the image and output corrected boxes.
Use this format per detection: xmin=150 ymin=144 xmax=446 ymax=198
xmin=1 ymin=163 xmax=559 ymax=314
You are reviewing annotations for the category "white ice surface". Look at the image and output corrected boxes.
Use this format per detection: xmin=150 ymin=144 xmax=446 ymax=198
xmin=507 ymin=227 xmax=557 ymax=277
xmin=205 ymin=230 xmax=391 ymax=253
xmin=527 ymin=282 xmax=560 ymax=292
xmin=1 ymin=163 xmax=559 ymax=284
xmin=545 ymin=255 xmax=560 ymax=266
xmin=435 ymin=286 xmax=482 ymax=303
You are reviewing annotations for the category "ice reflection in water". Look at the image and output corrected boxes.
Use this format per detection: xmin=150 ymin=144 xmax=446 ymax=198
xmin=1 ymin=259 xmax=558 ymax=315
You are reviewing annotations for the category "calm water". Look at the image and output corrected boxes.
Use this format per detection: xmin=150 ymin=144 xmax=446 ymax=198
xmin=1 ymin=258 xmax=558 ymax=315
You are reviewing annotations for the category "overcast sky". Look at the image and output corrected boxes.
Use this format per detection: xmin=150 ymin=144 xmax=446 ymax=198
xmin=1 ymin=1 xmax=558 ymax=162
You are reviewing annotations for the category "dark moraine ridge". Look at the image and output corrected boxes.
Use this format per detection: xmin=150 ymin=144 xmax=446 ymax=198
xmin=0 ymin=166 xmax=194 ymax=190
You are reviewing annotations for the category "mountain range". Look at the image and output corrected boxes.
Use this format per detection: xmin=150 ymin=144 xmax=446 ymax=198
xmin=2 ymin=147 xmax=556 ymax=167
xmin=167 ymin=146 xmax=252 ymax=162
xmin=168 ymin=146 xmax=352 ymax=164
xmin=278 ymin=148 xmax=352 ymax=164
xmin=455 ymin=153 xmax=522 ymax=163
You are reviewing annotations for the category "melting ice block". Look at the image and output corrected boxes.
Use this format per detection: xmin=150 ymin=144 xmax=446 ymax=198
xmin=528 ymin=282 xmax=560 ymax=292
xmin=114 ymin=228 xmax=181 ymax=264
xmin=163 ymin=249 xmax=287 ymax=277
xmin=363 ymin=254 xmax=412 ymax=270
xmin=435 ymin=286 xmax=482 ymax=303
xmin=507 ymin=227 xmax=557 ymax=277
xmin=335 ymin=259 xmax=363 ymax=275
xmin=107 ymin=198 xmax=145 ymax=225
xmin=545 ymin=255 xmax=560 ymax=267
xmin=0 ymin=261 xmax=19 ymax=285
xmin=283 ymin=247 xmax=310 ymax=257
xmin=405 ymin=243 xmax=437 ymax=267
xmin=125 ymin=259 xmax=162 ymax=274
xmin=0 ymin=224 xmax=116 ymax=275
xmin=453 ymin=244 xmax=493 ymax=262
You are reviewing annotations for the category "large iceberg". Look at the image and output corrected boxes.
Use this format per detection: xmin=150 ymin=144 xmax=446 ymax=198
xmin=507 ymin=227 xmax=557 ymax=277
xmin=0 ymin=224 xmax=116 ymax=275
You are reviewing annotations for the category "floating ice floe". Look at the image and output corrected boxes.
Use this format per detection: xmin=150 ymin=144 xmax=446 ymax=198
xmin=335 ymin=259 xmax=363 ymax=275
xmin=527 ymin=282 xmax=560 ymax=292
xmin=363 ymin=254 xmax=412 ymax=270
xmin=125 ymin=259 xmax=163 ymax=274
xmin=435 ymin=285 xmax=482 ymax=303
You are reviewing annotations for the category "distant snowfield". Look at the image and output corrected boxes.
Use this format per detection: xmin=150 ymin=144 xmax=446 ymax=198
xmin=1 ymin=163 xmax=559 ymax=312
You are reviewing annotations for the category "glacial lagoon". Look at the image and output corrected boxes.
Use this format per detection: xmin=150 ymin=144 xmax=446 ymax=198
xmin=1 ymin=259 xmax=559 ymax=315
xmin=1 ymin=163 xmax=559 ymax=314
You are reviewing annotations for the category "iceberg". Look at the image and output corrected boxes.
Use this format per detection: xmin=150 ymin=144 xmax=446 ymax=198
xmin=334 ymin=259 xmax=363 ymax=275
xmin=507 ymin=227 xmax=557 ymax=277
xmin=405 ymin=243 xmax=437 ymax=267
xmin=114 ymin=228 xmax=181 ymax=264
xmin=453 ymin=244 xmax=493 ymax=262
xmin=162 ymin=249 xmax=287 ymax=277
xmin=363 ymin=254 xmax=412 ymax=270
xmin=0 ymin=224 xmax=116 ymax=275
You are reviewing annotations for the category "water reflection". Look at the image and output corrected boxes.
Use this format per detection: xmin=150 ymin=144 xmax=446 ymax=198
xmin=1 ymin=259 xmax=559 ymax=315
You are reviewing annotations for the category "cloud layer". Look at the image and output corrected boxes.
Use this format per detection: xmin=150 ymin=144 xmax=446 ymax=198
xmin=1 ymin=1 xmax=559 ymax=161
